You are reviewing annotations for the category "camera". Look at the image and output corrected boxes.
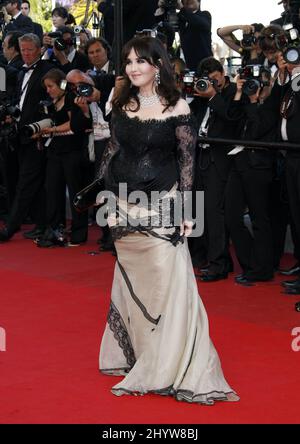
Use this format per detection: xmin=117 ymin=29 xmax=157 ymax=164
xmin=38 ymin=99 xmax=56 ymax=117
xmin=74 ymin=25 xmax=85 ymax=34
xmin=238 ymin=64 xmax=271 ymax=96
xmin=0 ymin=102 xmax=20 ymax=122
xmin=20 ymin=118 xmax=53 ymax=139
xmin=275 ymin=23 xmax=300 ymax=63
xmin=241 ymin=32 xmax=257 ymax=49
xmin=181 ymin=70 xmax=218 ymax=97
xmin=181 ymin=70 xmax=196 ymax=97
xmin=195 ymin=76 xmax=218 ymax=92
xmin=76 ymin=83 xmax=94 ymax=97
xmin=48 ymin=31 xmax=75 ymax=51
xmin=0 ymin=102 xmax=20 ymax=141
xmin=135 ymin=29 xmax=158 ymax=38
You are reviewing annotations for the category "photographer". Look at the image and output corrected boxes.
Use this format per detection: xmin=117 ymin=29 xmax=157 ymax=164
xmin=2 ymin=0 xmax=33 ymax=38
xmin=0 ymin=31 xmax=23 ymax=214
xmin=224 ymin=74 xmax=276 ymax=285
xmin=42 ymin=26 xmax=90 ymax=74
xmin=178 ymin=0 xmax=212 ymax=71
xmin=257 ymin=24 xmax=299 ymax=270
xmin=66 ymin=68 xmax=115 ymax=252
xmin=217 ymin=23 xmax=265 ymax=67
xmin=34 ymin=69 xmax=90 ymax=248
xmin=0 ymin=33 xmax=53 ymax=243
xmin=189 ymin=57 xmax=239 ymax=281
xmin=1 ymin=31 xmax=23 ymax=98
xmin=262 ymin=53 xmax=300 ymax=291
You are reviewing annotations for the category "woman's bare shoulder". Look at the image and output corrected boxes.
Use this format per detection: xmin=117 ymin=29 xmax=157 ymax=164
xmin=171 ymin=98 xmax=191 ymax=117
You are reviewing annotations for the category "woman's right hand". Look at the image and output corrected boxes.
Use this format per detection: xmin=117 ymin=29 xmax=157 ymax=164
xmin=241 ymin=25 xmax=254 ymax=34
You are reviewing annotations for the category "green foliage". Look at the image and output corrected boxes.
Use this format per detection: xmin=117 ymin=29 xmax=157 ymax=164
xmin=29 ymin=0 xmax=97 ymax=32
xmin=30 ymin=0 xmax=52 ymax=32
xmin=69 ymin=0 xmax=94 ymax=27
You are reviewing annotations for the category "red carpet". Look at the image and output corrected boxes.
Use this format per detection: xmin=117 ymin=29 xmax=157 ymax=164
xmin=0 ymin=226 xmax=300 ymax=424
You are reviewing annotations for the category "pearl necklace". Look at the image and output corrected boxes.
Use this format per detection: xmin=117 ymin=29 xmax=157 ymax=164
xmin=137 ymin=92 xmax=161 ymax=108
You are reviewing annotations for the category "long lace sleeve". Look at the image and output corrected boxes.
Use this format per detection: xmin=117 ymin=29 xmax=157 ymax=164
xmin=175 ymin=114 xmax=197 ymax=193
xmin=97 ymin=120 xmax=120 ymax=180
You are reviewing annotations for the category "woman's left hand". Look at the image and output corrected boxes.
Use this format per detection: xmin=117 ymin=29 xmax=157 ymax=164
xmin=180 ymin=220 xmax=194 ymax=237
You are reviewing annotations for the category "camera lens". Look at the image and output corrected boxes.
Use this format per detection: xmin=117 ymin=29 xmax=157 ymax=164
xmin=77 ymin=84 xmax=93 ymax=97
xmin=243 ymin=79 xmax=260 ymax=96
xmin=195 ymin=79 xmax=209 ymax=92
xmin=54 ymin=38 xmax=67 ymax=51
xmin=284 ymin=47 xmax=300 ymax=64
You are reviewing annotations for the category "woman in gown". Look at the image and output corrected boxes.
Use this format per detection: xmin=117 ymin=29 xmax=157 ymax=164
xmin=97 ymin=36 xmax=239 ymax=405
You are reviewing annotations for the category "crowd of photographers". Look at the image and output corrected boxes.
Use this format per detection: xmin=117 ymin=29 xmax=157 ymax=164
xmin=0 ymin=0 xmax=300 ymax=295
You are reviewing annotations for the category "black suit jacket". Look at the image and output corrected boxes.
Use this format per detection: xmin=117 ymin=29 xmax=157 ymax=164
xmin=33 ymin=22 xmax=44 ymax=44
xmin=178 ymin=9 xmax=212 ymax=71
xmin=9 ymin=55 xmax=24 ymax=70
xmin=191 ymin=81 xmax=240 ymax=179
xmin=4 ymin=13 xmax=34 ymax=37
xmin=227 ymin=87 xmax=281 ymax=170
xmin=17 ymin=59 xmax=54 ymax=131
xmin=255 ymin=79 xmax=300 ymax=157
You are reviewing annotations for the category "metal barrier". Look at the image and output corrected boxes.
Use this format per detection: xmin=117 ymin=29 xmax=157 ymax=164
xmin=198 ymin=137 xmax=300 ymax=151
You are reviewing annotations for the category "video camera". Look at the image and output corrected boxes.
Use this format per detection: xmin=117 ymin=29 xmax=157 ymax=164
xmin=48 ymin=31 xmax=75 ymax=51
xmin=238 ymin=64 xmax=271 ymax=95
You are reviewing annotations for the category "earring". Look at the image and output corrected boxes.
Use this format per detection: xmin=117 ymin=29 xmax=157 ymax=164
xmin=155 ymin=71 xmax=161 ymax=86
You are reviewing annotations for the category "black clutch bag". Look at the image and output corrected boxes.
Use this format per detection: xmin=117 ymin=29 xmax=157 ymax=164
xmin=73 ymin=178 xmax=105 ymax=213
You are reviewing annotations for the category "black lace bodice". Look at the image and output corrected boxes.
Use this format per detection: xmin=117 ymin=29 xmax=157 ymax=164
xmin=98 ymin=111 xmax=197 ymax=195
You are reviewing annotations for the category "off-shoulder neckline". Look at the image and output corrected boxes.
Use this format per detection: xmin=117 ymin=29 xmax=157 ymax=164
xmin=118 ymin=110 xmax=192 ymax=124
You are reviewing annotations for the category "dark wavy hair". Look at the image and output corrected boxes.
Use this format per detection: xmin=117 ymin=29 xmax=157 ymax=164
xmin=112 ymin=37 xmax=180 ymax=113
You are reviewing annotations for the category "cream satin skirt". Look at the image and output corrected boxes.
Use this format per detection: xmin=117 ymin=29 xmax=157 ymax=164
xmin=99 ymin=186 xmax=239 ymax=405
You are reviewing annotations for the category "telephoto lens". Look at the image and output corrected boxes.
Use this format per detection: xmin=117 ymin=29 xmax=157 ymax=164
xmin=20 ymin=118 xmax=53 ymax=138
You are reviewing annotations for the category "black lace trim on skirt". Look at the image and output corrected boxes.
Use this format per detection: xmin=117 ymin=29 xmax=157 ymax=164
xmin=111 ymin=385 xmax=238 ymax=405
xmin=107 ymin=301 xmax=136 ymax=368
